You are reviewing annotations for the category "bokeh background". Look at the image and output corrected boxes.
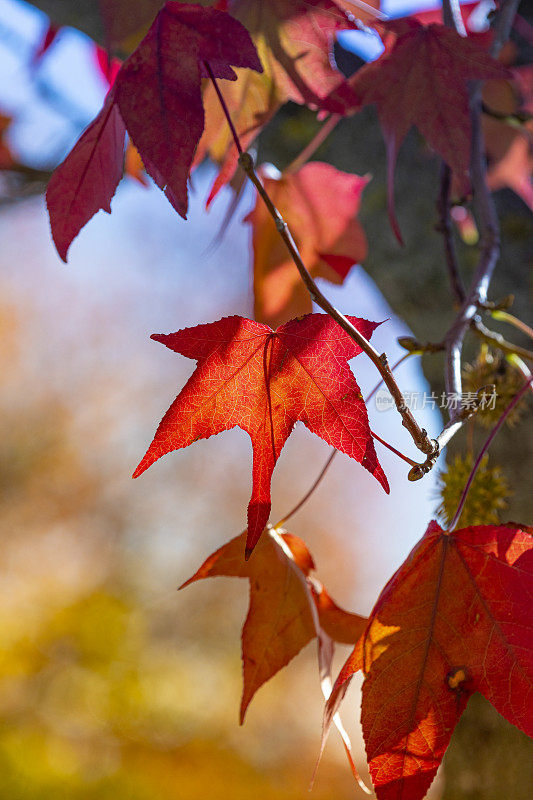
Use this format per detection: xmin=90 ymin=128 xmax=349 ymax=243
xmin=0 ymin=1 xmax=532 ymax=798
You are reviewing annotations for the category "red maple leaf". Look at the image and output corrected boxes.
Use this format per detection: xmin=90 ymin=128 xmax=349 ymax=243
xmin=46 ymin=3 xmax=261 ymax=260
xmin=181 ymin=527 xmax=367 ymax=721
xmin=133 ymin=314 xmax=389 ymax=555
xmin=246 ymin=162 xmax=369 ymax=327
xmin=324 ymin=521 xmax=533 ymax=800
xmin=347 ymin=19 xmax=509 ymax=241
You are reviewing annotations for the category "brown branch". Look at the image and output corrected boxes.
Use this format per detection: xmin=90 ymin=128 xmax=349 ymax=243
xmin=239 ymin=150 xmax=438 ymax=457
xmin=203 ymin=64 xmax=438 ymax=459
xmin=443 ymin=0 xmax=520 ymax=422
xmin=436 ymin=163 xmax=466 ymax=306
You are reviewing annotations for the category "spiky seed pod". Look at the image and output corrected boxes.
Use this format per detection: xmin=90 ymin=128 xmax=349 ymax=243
xmin=435 ymin=453 xmax=511 ymax=528
xmin=462 ymin=348 xmax=528 ymax=428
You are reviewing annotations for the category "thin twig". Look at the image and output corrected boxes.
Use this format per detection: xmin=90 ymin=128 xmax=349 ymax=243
xmin=436 ymin=163 xmax=466 ymax=306
xmin=202 ymin=60 xmax=243 ymax=155
xmin=448 ymin=374 xmax=533 ymax=530
xmin=491 ymin=310 xmax=533 ymax=341
xmin=275 ymin=450 xmax=338 ymax=528
xmin=471 ymin=318 xmax=533 ymax=363
xmin=482 ymin=101 xmax=533 ymax=125
xmin=285 ymin=114 xmax=342 ymax=174
xmin=442 ymin=0 xmax=467 ymax=37
xmin=274 ymin=354 xmax=413 ymax=527
xmin=204 ymin=65 xmax=438 ymax=459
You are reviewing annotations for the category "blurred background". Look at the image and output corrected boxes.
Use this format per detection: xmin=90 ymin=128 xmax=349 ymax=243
xmin=0 ymin=1 xmax=532 ymax=798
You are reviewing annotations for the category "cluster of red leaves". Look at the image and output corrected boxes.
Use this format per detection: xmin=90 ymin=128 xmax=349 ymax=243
xmin=39 ymin=1 xmax=533 ymax=798
xmin=46 ymin=3 xmax=262 ymax=260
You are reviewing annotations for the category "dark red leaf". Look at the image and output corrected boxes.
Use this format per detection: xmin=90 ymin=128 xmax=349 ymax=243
xmin=114 ymin=2 xmax=262 ymax=218
xmin=46 ymin=91 xmax=126 ymax=262
xmin=347 ymin=20 xmax=510 ymax=240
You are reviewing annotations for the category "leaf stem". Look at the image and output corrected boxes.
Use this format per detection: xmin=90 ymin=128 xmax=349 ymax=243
xmin=448 ymin=374 xmax=533 ymax=530
xmin=370 ymin=429 xmax=419 ymax=467
xmin=238 ymin=153 xmax=437 ymax=457
xmin=471 ymin=318 xmax=533 ymax=363
xmin=274 ymin=450 xmax=338 ymax=529
xmin=202 ymin=60 xmax=243 ymax=156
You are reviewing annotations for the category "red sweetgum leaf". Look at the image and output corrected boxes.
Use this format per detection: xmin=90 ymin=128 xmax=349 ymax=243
xmin=347 ymin=19 xmax=509 ymax=241
xmin=93 ymin=44 xmax=122 ymax=86
xmin=46 ymin=91 xmax=126 ymax=262
xmin=324 ymin=521 xmax=533 ymax=800
xmin=181 ymin=527 xmax=366 ymax=721
xmin=227 ymin=0 xmax=362 ymax=110
xmin=114 ymin=2 xmax=262 ymax=219
xmin=133 ymin=313 xmax=389 ymax=555
xmin=246 ymin=162 xmax=369 ymax=327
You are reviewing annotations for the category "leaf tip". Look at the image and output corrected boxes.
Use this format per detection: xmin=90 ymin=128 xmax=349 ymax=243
xmin=131 ymin=462 xmax=146 ymax=479
xmin=244 ymin=546 xmax=253 ymax=562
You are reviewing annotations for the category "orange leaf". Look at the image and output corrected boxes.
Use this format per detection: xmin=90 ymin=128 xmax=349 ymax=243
xmin=484 ymin=66 xmax=533 ymax=211
xmin=182 ymin=527 xmax=366 ymax=721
